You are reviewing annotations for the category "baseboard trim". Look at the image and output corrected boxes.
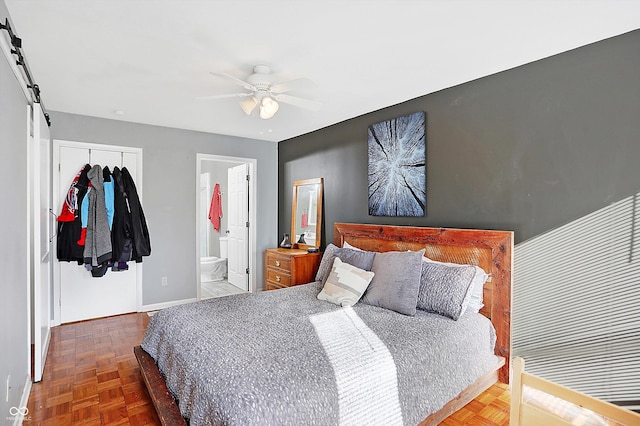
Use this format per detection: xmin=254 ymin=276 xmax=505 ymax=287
xmin=141 ymin=298 xmax=198 ymax=312
xmin=13 ymin=375 xmax=32 ymax=426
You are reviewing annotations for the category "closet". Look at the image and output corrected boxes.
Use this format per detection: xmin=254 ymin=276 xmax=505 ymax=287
xmin=53 ymin=140 xmax=143 ymax=324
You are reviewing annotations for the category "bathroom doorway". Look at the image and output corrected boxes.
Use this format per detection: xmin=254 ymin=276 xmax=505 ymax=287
xmin=196 ymin=154 xmax=257 ymax=299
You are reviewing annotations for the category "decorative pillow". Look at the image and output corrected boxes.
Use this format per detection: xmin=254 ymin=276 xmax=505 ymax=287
xmin=417 ymin=260 xmax=476 ymax=320
xmin=317 ymin=257 xmax=375 ymax=307
xmin=465 ymin=266 xmax=488 ymax=313
xmin=360 ymin=249 xmax=425 ymax=316
xmin=423 ymin=257 xmax=488 ymax=313
xmin=343 ymin=241 xmax=363 ymax=251
xmin=315 ymin=244 xmax=339 ymax=282
xmin=315 ymin=244 xmax=376 ymax=284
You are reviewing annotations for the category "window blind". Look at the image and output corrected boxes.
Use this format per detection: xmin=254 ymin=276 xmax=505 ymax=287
xmin=513 ymin=192 xmax=640 ymax=408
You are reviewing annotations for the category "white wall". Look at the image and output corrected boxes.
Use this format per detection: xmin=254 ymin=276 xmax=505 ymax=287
xmin=50 ymin=111 xmax=278 ymax=304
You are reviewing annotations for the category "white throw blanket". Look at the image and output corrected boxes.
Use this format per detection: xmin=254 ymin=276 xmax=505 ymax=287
xmin=310 ymin=307 xmax=403 ymax=426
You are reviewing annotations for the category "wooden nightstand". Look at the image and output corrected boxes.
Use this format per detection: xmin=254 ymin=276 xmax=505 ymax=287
xmin=265 ymin=248 xmax=321 ymax=291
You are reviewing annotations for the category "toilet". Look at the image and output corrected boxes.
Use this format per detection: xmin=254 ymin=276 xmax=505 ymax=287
xmin=200 ymin=237 xmax=228 ymax=282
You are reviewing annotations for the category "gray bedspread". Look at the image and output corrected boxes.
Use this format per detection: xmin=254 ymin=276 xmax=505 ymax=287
xmin=141 ymin=282 xmax=499 ymax=426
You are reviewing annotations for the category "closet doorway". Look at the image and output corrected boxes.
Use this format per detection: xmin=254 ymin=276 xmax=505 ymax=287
xmin=52 ymin=140 xmax=143 ymax=324
xmin=196 ymin=154 xmax=257 ymax=299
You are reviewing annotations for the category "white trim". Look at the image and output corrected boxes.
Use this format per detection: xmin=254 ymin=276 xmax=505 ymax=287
xmin=52 ymin=139 xmax=140 ymax=156
xmin=141 ymin=298 xmax=198 ymax=312
xmin=40 ymin=325 xmax=50 ymax=366
xmin=25 ymin=105 xmax=33 ymax=388
xmin=31 ymin=103 xmax=51 ymax=382
xmin=51 ymin=140 xmax=60 ymax=326
xmin=51 ymin=139 xmax=143 ymax=326
xmin=13 ymin=376 xmax=32 ymax=426
xmin=196 ymin=154 xmax=258 ymax=299
xmin=30 ymin=104 xmax=41 ymax=378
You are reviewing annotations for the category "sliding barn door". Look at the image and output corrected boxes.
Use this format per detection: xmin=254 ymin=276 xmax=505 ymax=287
xmin=31 ymin=104 xmax=51 ymax=382
xmin=55 ymin=142 xmax=141 ymax=323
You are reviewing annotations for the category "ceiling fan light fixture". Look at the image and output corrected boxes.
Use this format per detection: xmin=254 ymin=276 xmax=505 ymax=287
xmin=239 ymin=97 xmax=257 ymax=115
xmin=259 ymin=96 xmax=279 ymax=119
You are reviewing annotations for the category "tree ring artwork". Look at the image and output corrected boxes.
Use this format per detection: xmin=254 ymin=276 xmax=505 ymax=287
xmin=368 ymin=111 xmax=426 ymax=217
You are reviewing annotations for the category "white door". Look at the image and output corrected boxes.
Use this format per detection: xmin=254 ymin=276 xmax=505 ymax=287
xmin=227 ymin=164 xmax=249 ymax=291
xmin=56 ymin=143 xmax=140 ymax=323
xmin=32 ymin=104 xmax=51 ymax=382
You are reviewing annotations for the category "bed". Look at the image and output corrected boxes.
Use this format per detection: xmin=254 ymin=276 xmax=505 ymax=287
xmin=135 ymin=223 xmax=513 ymax=425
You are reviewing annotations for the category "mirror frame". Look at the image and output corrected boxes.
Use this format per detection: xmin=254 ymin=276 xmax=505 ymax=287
xmin=291 ymin=177 xmax=323 ymax=250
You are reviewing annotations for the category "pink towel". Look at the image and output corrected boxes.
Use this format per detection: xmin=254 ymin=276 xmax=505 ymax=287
xmin=208 ymin=183 xmax=223 ymax=232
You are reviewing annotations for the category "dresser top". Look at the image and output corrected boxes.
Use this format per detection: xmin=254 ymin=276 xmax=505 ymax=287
xmin=267 ymin=247 xmax=318 ymax=256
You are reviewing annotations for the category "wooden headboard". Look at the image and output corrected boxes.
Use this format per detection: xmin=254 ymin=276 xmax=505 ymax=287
xmin=334 ymin=222 xmax=513 ymax=384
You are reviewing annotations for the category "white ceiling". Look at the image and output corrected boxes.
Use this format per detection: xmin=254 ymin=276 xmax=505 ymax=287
xmin=5 ymin=1 xmax=640 ymax=143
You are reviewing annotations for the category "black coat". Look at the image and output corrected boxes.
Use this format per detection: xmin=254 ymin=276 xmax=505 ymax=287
xmin=111 ymin=167 xmax=151 ymax=263
xmin=111 ymin=166 xmax=131 ymax=263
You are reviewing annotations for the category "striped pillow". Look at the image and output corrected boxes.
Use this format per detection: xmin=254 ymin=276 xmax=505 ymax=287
xmin=317 ymin=257 xmax=375 ymax=307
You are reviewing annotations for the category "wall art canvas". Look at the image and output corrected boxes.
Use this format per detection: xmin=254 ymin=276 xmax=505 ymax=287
xmin=368 ymin=111 xmax=426 ymax=216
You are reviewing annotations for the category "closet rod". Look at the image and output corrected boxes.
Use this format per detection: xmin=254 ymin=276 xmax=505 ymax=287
xmin=85 ymin=150 xmax=126 ymax=167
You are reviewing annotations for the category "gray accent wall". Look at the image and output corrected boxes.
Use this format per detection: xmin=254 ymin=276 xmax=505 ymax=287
xmin=50 ymin=112 xmax=278 ymax=303
xmin=0 ymin=0 xmax=30 ymax=417
xmin=279 ymin=30 xmax=640 ymax=246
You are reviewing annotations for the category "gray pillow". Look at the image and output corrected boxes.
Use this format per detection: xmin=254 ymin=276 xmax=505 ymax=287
xmin=317 ymin=257 xmax=375 ymax=307
xmin=423 ymin=257 xmax=488 ymax=314
xmin=417 ymin=261 xmax=476 ymax=320
xmin=315 ymin=244 xmax=376 ymax=284
xmin=315 ymin=244 xmax=339 ymax=282
xmin=360 ymin=249 xmax=425 ymax=316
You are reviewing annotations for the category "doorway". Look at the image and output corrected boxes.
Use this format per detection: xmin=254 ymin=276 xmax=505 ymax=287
xmin=52 ymin=139 xmax=143 ymax=324
xmin=196 ymin=154 xmax=257 ymax=299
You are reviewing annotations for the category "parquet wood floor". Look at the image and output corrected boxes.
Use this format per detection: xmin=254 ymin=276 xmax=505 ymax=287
xmin=27 ymin=313 xmax=160 ymax=425
xmin=27 ymin=312 xmax=511 ymax=425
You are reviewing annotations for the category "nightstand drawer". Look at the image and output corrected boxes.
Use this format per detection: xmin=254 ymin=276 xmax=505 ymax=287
xmin=265 ymin=280 xmax=288 ymax=291
xmin=266 ymin=269 xmax=291 ymax=287
xmin=266 ymin=253 xmax=291 ymax=271
xmin=264 ymin=248 xmax=321 ymax=291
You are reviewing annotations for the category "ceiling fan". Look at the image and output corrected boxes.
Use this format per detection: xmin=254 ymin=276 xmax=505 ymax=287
xmin=198 ymin=65 xmax=322 ymax=119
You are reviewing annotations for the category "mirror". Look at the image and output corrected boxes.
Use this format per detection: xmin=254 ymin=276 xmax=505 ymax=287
xmin=291 ymin=178 xmax=323 ymax=249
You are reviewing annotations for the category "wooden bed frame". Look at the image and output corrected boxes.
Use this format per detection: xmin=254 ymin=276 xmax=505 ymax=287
xmin=135 ymin=223 xmax=513 ymax=425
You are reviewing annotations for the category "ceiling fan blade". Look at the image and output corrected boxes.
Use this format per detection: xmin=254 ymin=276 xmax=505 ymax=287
xmin=209 ymin=72 xmax=257 ymax=91
xmin=273 ymin=94 xmax=322 ymax=111
xmin=197 ymin=92 xmax=253 ymax=101
xmin=270 ymin=77 xmax=317 ymax=94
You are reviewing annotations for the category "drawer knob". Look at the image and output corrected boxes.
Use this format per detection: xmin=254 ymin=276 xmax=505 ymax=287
xmin=275 ymin=260 xmax=280 ymax=267
xmin=276 ymin=275 xmax=281 ymax=282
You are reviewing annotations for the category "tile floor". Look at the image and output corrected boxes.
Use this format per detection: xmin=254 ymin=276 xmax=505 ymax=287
xmin=201 ymin=279 xmax=246 ymax=299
